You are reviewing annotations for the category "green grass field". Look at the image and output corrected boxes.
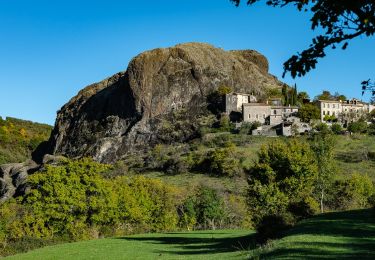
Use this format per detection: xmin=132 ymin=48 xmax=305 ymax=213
xmin=249 ymin=208 xmax=375 ymax=259
xmin=6 ymin=230 xmax=253 ymax=260
xmin=7 ymin=209 xmax=375 ymax=259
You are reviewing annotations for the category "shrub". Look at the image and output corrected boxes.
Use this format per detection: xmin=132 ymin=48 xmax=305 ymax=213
xmin=348 ymin=120 xmax=368 ymax=134
xmin=200 ymin=146 xmax=243 ymax=177
xmin=113 ymin=176 xmax=179 ymax=233
xmin=331 ymin=123 xmax=343 ymax=134
xmin=314 ymin=123 xmax=330 ymax=133
xmin=255 ymin=213 xmax=296 ymax=244
xmin=329 ymin=173 xmax=375 ymax=210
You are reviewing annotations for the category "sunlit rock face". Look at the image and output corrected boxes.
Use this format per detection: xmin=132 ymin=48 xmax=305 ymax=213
xmin=39 ymin=43 xmax=283 ymax=163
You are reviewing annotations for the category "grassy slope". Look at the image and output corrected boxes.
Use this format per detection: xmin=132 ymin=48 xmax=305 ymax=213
xmin=0 ymin=117 xmax=52 ymax=164
xmin=145 ymin=134 xmax=375 ymax=195
xmin=249 ymin=209 xmax=375 ymax=259
xmin=6 ymin=230 xmax=254 ymax=260
xmin=8 ymin=209 xmax=375 ymax=259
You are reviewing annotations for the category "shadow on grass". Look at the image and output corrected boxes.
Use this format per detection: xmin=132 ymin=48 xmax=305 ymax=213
xmin=119 ymin=232 xmax=256 ymax=256
xmin=258 ymin=208 xmax=375 ymax=259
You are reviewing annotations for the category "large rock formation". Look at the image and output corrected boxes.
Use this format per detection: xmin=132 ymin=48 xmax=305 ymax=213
xmin=37 ymin=43 xmax=284 ymax=163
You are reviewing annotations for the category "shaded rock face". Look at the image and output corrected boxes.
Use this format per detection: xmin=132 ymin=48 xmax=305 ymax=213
xmin=39 ymin=43 xmax=283 ymax=163
xmin=0 ymin=160 xmax=39 ymax=203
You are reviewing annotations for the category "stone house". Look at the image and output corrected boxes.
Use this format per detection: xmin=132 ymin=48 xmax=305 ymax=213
xmin=225 ymin=93 xmax=257 ymax=113
xmin=317 ymin=98 xmax=374 ymax=124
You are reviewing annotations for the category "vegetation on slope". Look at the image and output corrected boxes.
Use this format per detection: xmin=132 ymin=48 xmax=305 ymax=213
xmin=0 ymin=117 xmax=52 ymax=164
xmin=248 ymin=209 xmax=375 ymax=259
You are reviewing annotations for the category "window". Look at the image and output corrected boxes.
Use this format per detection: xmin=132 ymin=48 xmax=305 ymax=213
xmin=274 ymin=110 xmax=277 ymax=115
xmin=248 ymin=114 xmax=251 ymax=119
xmin=263 ymin=114 xmax=266 ymax=118
xmin=323 ymin=111 xmax=326 ymax=115
xmin=333 ymin=104 xmax=335 ymax=108
xmin=323 ymin=103 xmax=325 ymax=108
xmin=256 ymin=114 xmax=259 ymax=119
xmin=327 ymin=104 xmax=330 ymax=108
xmin=327 ymin=111 xmax=330 ymax=115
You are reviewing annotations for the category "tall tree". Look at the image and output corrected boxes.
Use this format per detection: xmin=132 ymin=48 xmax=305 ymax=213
xmin=293 ymin=84 xmax=298 ymax=106
xmin=310 ymin=132 xmax=336 ymax=213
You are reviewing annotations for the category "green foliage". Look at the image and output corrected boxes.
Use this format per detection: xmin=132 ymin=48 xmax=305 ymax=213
xmin=247 ymin=139 xmax=318 ymax=224
xmin=314 ymin=122 xmax=330 ymax=133
xmin=255 ymin=213 xmax=296 ymax=244
xmin=217 ymin=86 xmax=232 ymax=96
xmin=323 ymin=114 xmax=337 ymax=122
xmin=331 ymin=123 xmax=343 ymax=134
xmin=297 ymin=104 xmax=320 ymax=122
xmin=14 ymin=158 xmax=114 ymax=240
xmin=113 ymin=176 xmax=179 ymax=232
xmin=297 ymin=91 xmax=309 ymax=102
xmin=329 ymin=174 xmax=375 ymax=210
xmin=309 ymin=132 xmax=336 ymax=213
xmin=200 ymin=145 xmax=243 ymax=177
xmin=238 ymin=121 xmax=261 ymax=135
xmin=0 ymin=117 xmax=52 ymax=164
xmin=348 ymin=120 xmax=368 ymax=134
xmin=180 ymin=186 xmax=225 ymax=230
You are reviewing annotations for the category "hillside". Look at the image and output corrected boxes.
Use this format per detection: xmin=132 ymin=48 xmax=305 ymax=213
xmin=0 ymin=117 xmax=52 ymax=164
xmin=248 ymin=208 xmax=375 ymax=259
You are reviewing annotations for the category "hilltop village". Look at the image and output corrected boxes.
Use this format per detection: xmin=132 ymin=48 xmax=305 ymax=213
xmin=225 ymin=91 xmax=375 ymax=136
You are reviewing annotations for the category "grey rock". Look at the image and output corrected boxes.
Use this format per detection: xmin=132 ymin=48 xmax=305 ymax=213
xmin=38 ymin=43 xmax=284 ymax=163
xmin=0 ymin=160 xmax=39 ymax=203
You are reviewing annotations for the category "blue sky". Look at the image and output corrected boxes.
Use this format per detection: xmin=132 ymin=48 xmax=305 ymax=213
xmin=0 ymin=0 xmax=374 ymax=124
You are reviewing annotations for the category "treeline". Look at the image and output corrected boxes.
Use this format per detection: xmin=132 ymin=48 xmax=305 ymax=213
xmin=0 ymin=158 xmax=249 ymax=256
xmin=0 ymin=117 xmax=52 ymax=164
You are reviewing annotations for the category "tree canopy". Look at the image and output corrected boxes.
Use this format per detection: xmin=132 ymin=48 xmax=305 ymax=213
xmin=232 ymin=0 xmax=375 ymax=80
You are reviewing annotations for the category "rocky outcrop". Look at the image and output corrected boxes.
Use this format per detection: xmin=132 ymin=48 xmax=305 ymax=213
xmin=36 ymin=43 xmax=284 ymax=163
xmin=0 ymin=160 xmax=39 ymax=203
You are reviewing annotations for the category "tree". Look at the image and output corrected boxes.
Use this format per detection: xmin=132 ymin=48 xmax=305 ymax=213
xmin=331 ymin=123 xmax=343 ymax=134
xmin=297 ymin=91 xmax=310 ymax=103
xmin=293 ymin=84 xmax=298 ymax=105
xmin=297 ymin=103 xmax=320 ymax=122
xmin=282 ymin=84 xmax=288 ymax=105
xmin=247 ymin=139 xmax=318 ymax=223
xmin=315 ymin=90 xmax=333 ymax=101
xmin=334 ymin=92 xmax=347 ymax=101
xmin=348 ymin=120 xmax=368 ymax=134
xmin=232 ymin=0 xmax=375 ymax=79
xmin=310 ymin=133 xmax=336 ymax=213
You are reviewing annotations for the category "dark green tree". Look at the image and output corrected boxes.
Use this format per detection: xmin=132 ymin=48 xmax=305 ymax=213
xmin=297 ymin=91 xmax=309 ymax=103
xmin=297 ymin=104 xmax=320 ymax=122
xmin=232 ymin=0 xmax=375 ymax=79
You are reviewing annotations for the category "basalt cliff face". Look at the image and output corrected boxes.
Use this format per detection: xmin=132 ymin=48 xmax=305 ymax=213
xmin=38 ymin=43 xmax=283 ymax=163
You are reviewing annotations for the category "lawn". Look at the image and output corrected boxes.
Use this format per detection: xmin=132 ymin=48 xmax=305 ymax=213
xmin=249 ymin=208 xmax=375 ymax=259
xmin=6 ymin=230 xmax=254 ymax=260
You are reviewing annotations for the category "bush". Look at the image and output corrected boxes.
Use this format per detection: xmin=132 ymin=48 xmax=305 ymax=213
xmin=255 ymin=213 xmax=296 ymax=244
xmin=179 ymin=186 xmax=226 ymax=230
xmin=329 ymin=173 xmax=375 ymax=210
xmin=199 ymin=146 xmax=243 ymax=177
xmin=331 ymin=123 xmax=343 ymax=135
xmin=348 ymin=120 xmax=368 ymax=134
xmin=314 ymin=123 xmax=330 ymax=133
